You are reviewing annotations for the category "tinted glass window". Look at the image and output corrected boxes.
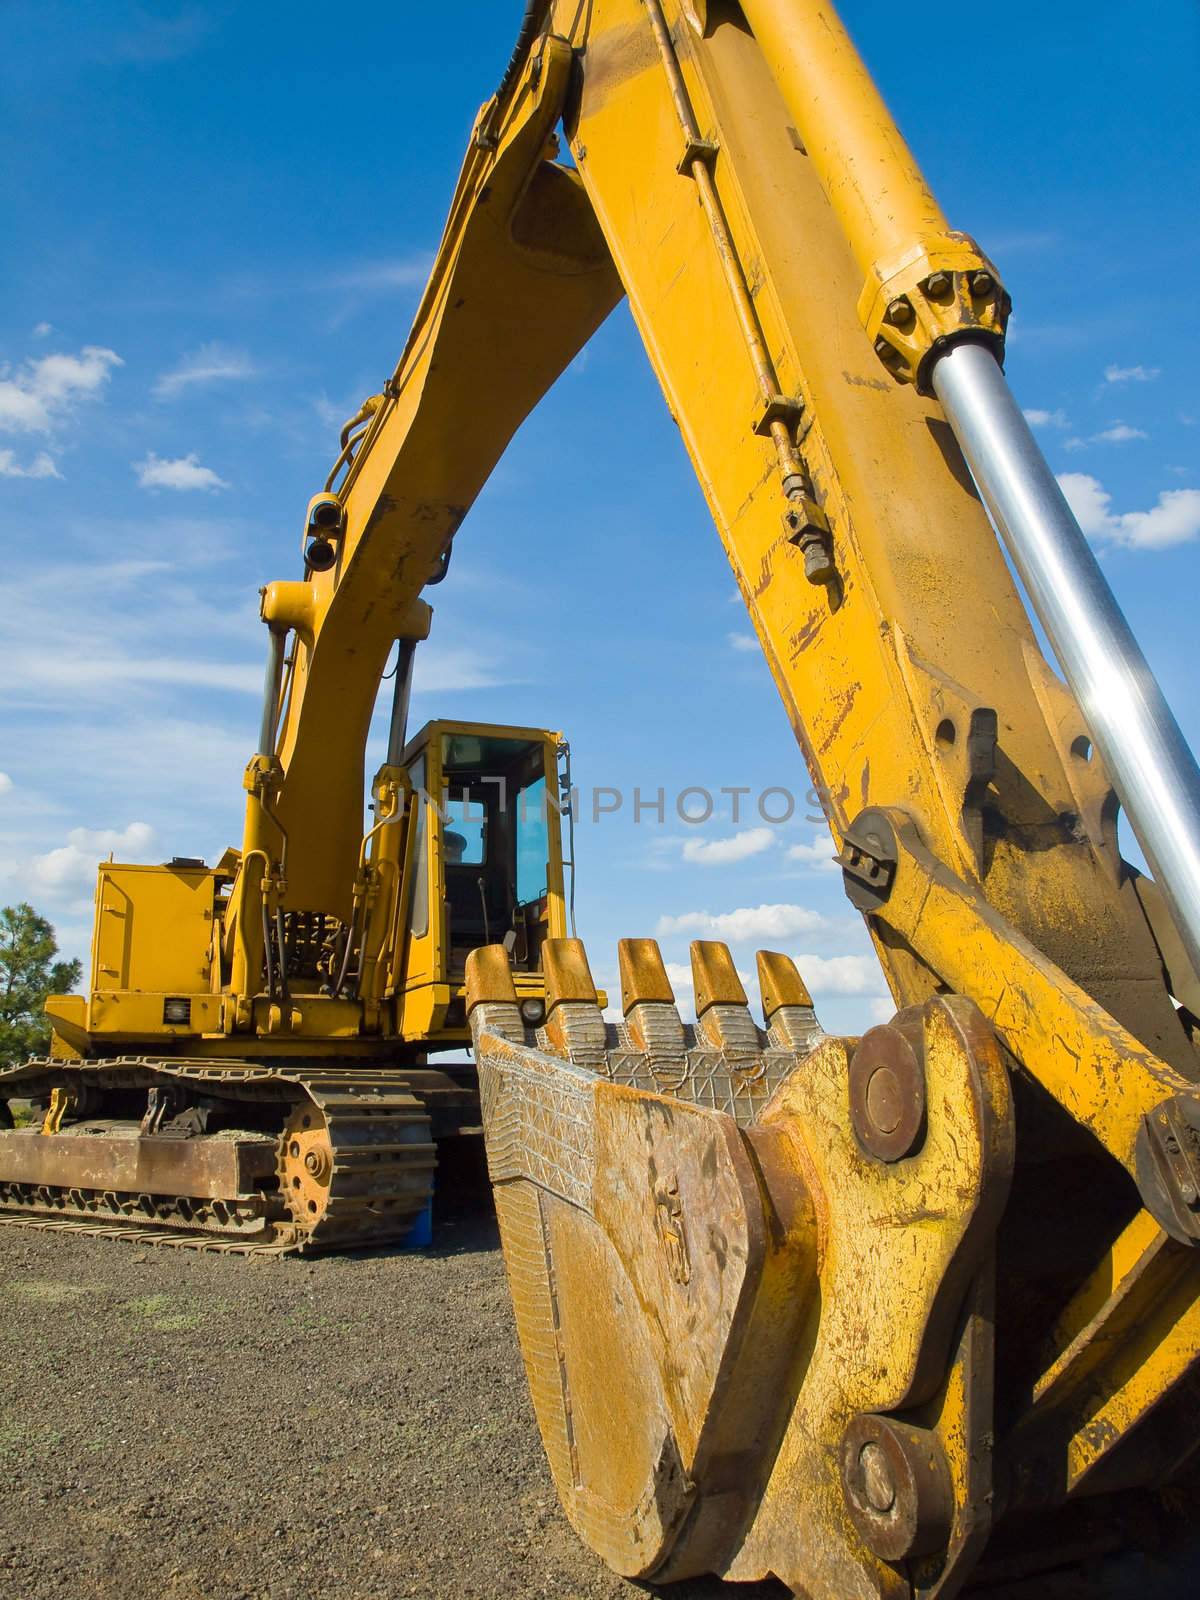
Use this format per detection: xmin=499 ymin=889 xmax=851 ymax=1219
xmin=517 ymin=776 xmax=549 ymax=903
xmin=444 ymin=793 xmax=487 ymax=866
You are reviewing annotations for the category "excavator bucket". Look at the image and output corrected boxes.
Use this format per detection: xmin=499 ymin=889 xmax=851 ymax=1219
xmin=467 ymin=938 xmax=1016 ymax=1598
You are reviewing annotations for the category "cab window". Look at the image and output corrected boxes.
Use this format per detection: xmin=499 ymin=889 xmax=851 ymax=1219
xmin=517 ymin=776 xmax=549 ymax=904
xmin=444 ymin=793 xmax=487 ymax=867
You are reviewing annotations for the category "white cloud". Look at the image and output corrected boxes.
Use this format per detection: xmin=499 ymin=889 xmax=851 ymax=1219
xmin=0 ymin=345 xmax=122 ymax=433
xmin=727 ymin=632 xmax=759 ymax=654
xmin=1058 ymin=473 xmax=1200 ymax=551
xmin=27 ymin=822 xmax=156 ymax=893
xmin=681 ymin=827 xmax=775 ymax=865
xmin=1023 ymin=408 xmax=1069 ymax=429
xmin=786 ymin=837 xmax=838 ymax=871
xmin=0 ymin=773 xmax=12 ymax=794
xmin=0 ymin=540 xmax=265 ymax=719
xmin=662 ymin=953 xmax=886 ymax=1000
xmin=656 ymin=903 xmax=829 ymax=941
xmin=0 ymin=449 xmax=60 ymax=479
xmin=135 ymin=452 xmax=229 ymax=492
xmin=789 ymin=953 xmax=886 ymax=996
xmin=7 ymin=648 xmax=260 ymax=696
xmin=1064 ymin=421 xmax=1148 ymax=450
xmin=32 ymin=322 xmax=53 ymax=339
xmin=1094 ymin=423 xmax=1147 ymax=444
xmin=332 ymin=256 xmax=431 ymax=291
xmin=153 ymin=343 xmax=256 ymax=398
xmin=411 ymin=643 xmax=521 ymax=694
xmin=660 ymin=960 xmax=753 ymax=1001
xmin=1105 ymin=364 xmax=1160 ymax=384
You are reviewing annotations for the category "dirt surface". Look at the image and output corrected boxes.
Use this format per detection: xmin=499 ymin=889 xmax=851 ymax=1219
xmin=0 ymin=1204 xmax=789 ymax=1600
xmin=0 ymin=1199 xmax=1196 ymax=1600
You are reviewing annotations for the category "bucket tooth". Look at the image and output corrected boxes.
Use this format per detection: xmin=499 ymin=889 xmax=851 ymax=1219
xmin=465 ymin=945 xmax=525 ymax=1042
xmin=542 ymin=938 xmax=608 ymax=1067
xmin=757 ymin=950 xmax=824 ymax=1053
xmin=618 ymin=938 xmax=687 ymax=1078
xmin=618 ymin=937 xmax=675 ymax=1009
xmin=691 ymin=941 xmax=761 ymax=1055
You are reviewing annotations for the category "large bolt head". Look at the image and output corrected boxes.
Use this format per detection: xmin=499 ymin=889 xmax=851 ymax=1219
xmin=800 ymin=535 xmax=836 ymax=586
xmin=923 ymin=271 xmax=952 ymax=298
xmin=848 ymin=1011 xmax=926 ymax=1162
xmin=841 ymin=1415 xmax=953 ymax=1562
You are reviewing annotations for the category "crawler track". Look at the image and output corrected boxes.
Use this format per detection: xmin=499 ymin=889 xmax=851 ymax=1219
xmin=0 ymin=1056 xmax=436 ymax=1254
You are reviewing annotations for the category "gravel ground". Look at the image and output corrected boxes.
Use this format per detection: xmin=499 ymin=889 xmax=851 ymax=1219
xmin=1 ymin=1192 xmax=1196 ymax=1600
xmin=0 ymin=1197 xmax=788 ymax=1600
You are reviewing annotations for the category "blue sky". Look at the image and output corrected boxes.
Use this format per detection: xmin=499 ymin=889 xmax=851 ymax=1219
xmin=1 ymin=1 xmax=1197 ymax=1036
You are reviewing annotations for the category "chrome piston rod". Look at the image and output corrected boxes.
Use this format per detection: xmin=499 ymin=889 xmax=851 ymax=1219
xmin=932 ymin=339 xmax=1200 ymax=980
xmin=257 ymin=627 xmax=287 ymax=759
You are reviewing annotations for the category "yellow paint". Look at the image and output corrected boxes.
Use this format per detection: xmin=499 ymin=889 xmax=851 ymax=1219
xmin=15 ymin=4 xmax=1200 ymax=1583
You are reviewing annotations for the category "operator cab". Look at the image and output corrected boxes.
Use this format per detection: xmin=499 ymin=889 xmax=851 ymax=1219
xmin=397 ymin=720 xmax=571 ymax=1040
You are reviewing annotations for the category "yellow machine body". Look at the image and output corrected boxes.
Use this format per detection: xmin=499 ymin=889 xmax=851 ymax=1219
xmin=3 ymin=0 xmax=1200 ymax=1591
xmin=46 ymin=719 xmax=569 ymax=1060
xmin=2 ymin=719 xmax=572 ymax=1254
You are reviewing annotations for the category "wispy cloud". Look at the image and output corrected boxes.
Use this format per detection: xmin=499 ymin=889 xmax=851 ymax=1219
xmin=681 ymin=827 xmax=775 ymax=865
xmin=330 ymin=256 xmax=432 ymax=292
xmin=32 ymin=322 xmax=53 ymax=339
xmin=1059 ymin=472 xmax=1200 ymax=551
xmin=1023 ymin=408 xmax=1070 ymax=429
xmin=0 ymin=540 xmax=262 ymax=717
xmin=1105 ymin=364 xmax=1160 ymax=384
xmin=1064 ymin=421 xmax=1148 ymax=450
xmin=153 ymin=342 xmax=256 ymax=398
xmin=0 ymin=344 xmax=122 ymax=434
xmin=25 ymin=822 xmax=156 ymax=893
xmin=1094 ymin=423 xmax=1147 ymax=443
xmin=135 ymin=451 xmax=229 ymax=491
xmin=0 ymin=449 xmax=60 ymax=479
xmin=661 ymin=952 xmax=885 ymax=1000
xmin=7 ymin=648 xmax=260 ymax=696
xmin=727 ymin=632 xmax=759 ymax=654
xmin=411 ymin=643 xmax=521 ymax=695
xmin=786 ymin=837 xmax=838 ymax=871
xmin=656 ymin=902 xmax=829 ymax=941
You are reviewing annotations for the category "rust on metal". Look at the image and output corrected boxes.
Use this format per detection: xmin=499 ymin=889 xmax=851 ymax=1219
xmin=690 ymin=941 xmax=748 ymax=1014
xmin=756 ymin=949 xmax=814 ymax=1016
xmin=542 ymin=938 xmax=600 ymax=1011
xmin=0 ymin=1129 xmax=277 ymax=1198
xmin=840 ymin=1413 xmax=954 ymax=1562
xmin=618 ymin=937 xmax=676 ymax=1011
xmin=848 ymin=1011 xmax=927 ymax=1163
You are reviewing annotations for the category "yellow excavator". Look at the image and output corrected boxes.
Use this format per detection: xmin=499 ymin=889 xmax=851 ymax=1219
xmin=4 ymin=0 xmax=1200 ymax=1593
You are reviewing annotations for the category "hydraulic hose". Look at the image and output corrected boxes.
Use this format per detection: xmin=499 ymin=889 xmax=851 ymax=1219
xmin=497 ymin=1 xmax=545 ymax=100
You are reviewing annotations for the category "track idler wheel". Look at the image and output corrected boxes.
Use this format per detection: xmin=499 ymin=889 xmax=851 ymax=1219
xmin=468 ymin=937 xmax=1014 ymax=1600
xmin=279 ymin=1102 xmax=335 ymax=1229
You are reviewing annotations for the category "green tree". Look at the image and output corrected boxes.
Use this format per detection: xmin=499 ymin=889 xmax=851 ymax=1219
xmin=0 ymin=903 xmax=82 ymax=1065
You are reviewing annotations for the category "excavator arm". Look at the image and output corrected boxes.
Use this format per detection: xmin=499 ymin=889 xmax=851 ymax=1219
xmin=220 ymin=36 xmax=622 ymax=1021
xmin=299 ymin=2 xmax=1200 ymax=1593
